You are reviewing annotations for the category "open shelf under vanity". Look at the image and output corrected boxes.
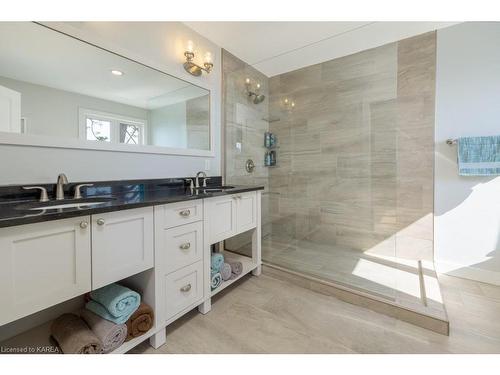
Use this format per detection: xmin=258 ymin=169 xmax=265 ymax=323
xmin=211 ymin=252 xmax=259 ymax=297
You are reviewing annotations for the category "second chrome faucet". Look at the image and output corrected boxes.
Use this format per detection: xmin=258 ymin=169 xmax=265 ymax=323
xmin=56 ymin=173 xmax=68 ymax=200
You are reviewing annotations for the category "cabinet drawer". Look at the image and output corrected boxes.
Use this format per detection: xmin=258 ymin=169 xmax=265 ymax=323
xmin=92 ymin=207 xmax=154 ymax=289
xmin=161 ymin=200 xmax=203 ymax=228
xmin=163 ymin=221 xmax=203 ymax=274
xmin=164 ymin=261 xmax=203 ymax=320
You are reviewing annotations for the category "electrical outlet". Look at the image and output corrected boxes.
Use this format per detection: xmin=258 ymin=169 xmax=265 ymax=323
xmin=204 ymin=159 xmax=210 ymax=171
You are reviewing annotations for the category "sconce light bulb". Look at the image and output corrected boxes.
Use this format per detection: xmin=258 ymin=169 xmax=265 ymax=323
xmin=256 ymin=83 xmax=261 ymax=89
xmin=245 ymin=78 xmax=251 ymax=84
xmin=291 ymin=102 xmax=295 ymax=108
xmin=284 ymin=98 xmax=289 ymax=104
xmin=204 ymin=52 xmax=212 ymax=64
xmin=186 ymin=40 xmax=194 ymax=53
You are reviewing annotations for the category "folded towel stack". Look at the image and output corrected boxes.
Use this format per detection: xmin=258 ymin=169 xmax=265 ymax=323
xmin=211 ymin=253 xmax=224 ymax=273
xmin=51 ymin=284 xmax=154 ymax=354
xmin=51 ymin=313 xmax=103 ymax=354
xmin=80 ymin=309 xmax=127 ymax=353
xmin=211 ymin=271 xmax=223 ymax=290
xmin=86 ymin=283 xmax=141 ymax=324
xmin=228 ymin=261 xmax=243 ymax=279
xmin=125 ymin=302 xmax=155 ymax=342
xmin=220 ymin=262 xmax=232 ymax=281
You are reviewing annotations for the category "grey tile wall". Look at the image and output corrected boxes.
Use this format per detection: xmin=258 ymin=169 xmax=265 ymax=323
xmin=267 ymin=32 xmax=436 ymax=262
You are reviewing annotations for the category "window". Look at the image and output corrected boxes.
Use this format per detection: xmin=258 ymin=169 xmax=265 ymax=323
xmin=79 ymin=108 xmax=146 ymax=145
xmin=86 ymin=118 xmax=111 ymax=142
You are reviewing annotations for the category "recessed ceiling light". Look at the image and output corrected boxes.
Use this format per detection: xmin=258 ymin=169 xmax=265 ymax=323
xmin=111 ymin=70 xmax=123 ymax=76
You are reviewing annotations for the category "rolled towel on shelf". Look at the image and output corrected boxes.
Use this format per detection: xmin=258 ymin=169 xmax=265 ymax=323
xmin=211 ymin=253 xmax=224 ymax=273
xmin=220 ymin=262 xmax=232 ymax=281
xmin=86 ymin=283 xmax=141 ymax=324
xmin=228 ymin=261 xmax=243 ymax=279
xmin=125 ymin=303 xmax=155 ymax=342
xmin=80 ymin=309 xmax=127 ymax=353
xmin=211 ymin=271 xmax=223 ymax=290
xmin=51 ymin=313 xmax=103 ymax=354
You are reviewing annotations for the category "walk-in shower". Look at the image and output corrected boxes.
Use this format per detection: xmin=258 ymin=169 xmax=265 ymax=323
xmin=222 ymin=31 xmax=444 ymax=319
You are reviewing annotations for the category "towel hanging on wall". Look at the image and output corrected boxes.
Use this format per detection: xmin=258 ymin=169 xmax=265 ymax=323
xmin=457 ymin=135 xmax=500 ymax=176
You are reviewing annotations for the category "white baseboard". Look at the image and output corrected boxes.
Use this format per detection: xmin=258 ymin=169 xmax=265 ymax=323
xmin=435 ymin=260 xmax=500 ymax=286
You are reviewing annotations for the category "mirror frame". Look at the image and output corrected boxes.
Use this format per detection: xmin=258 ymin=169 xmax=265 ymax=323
xmin=0 ymin=23 xmax=215 ymax=157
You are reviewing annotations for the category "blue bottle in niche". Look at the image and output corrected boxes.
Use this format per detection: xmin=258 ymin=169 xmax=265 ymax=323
xmin=264 ymin=151 xmax=271 ymax=166
xmin=270 ymin=133 xmax=277 ymax=148
xmin=264 ymin=132 xmax=271 ymax=148
xmin=270 ymin=150 xmax=276 ymax=166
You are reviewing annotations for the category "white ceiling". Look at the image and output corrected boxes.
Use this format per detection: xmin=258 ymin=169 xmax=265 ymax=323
xmin=0 ymin=22 xmax=208 ymax=109
xmin=184 ymin=22 xmax=458 ymax=76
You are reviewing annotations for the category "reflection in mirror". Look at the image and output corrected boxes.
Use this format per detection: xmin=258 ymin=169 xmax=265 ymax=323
xmin=0 ymin=22 xmax=210 ymax=151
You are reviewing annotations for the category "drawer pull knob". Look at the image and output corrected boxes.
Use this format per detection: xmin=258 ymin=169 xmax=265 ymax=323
xmin=79 ymin=221 xmax=88 ymax=229
xmin=179 ymin=242 xmax=191 ymax=250
xmin=96 ymin=218 xmax=105 ymax=226
xmin=180 ymin=284 xmax=192 ymax=292
xmin=179 ymin=209 xmax=191 ymax=217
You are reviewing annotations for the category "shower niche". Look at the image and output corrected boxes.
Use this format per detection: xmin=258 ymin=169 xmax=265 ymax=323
xmin=264 ymin=131 xmax=277 ymax=167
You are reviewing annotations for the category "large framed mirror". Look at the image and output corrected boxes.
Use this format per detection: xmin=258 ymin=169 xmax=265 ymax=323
xmin=0 ymin=22 xmax=213 ymax=156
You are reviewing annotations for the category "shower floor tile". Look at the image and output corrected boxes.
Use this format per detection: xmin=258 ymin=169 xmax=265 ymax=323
xmin=231 ymin=234 xmax=446 ymax=321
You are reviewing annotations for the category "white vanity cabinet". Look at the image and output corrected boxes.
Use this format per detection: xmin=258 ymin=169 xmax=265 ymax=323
xmin=0 ymin=188 xmax=262 ymax=353
xmin=205 ymin=191 xmax=257 ymax=244
xmin=0 ymin=217 xmax=92 ymax=326
xmin=91 ymin=207 xmax=154 ymax=289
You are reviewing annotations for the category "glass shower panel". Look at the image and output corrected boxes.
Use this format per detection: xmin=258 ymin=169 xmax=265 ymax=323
xmin=223 ymin=31 xmax=436 ymax=307
xmin=266 ymin=43 xmax=399 ymax=300
xmin=222 ymin=50 xmax=271 ymax=253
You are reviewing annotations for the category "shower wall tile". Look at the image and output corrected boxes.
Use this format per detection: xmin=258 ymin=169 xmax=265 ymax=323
xmin=268 ymin=32 xmax=436 ymax=263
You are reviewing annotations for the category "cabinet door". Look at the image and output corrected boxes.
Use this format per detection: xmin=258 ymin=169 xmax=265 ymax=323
xmin=0 ymin=217 xmax=91 ymax=326
xmin=206 ymin=195 xmax=237 ymax=244
xmin=92 ymin=207 xmax=153 ymax=289
xmin=236 ymin=191 xmax=258 ymax=233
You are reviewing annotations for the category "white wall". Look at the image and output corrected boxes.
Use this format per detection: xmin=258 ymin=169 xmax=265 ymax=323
xmin=0 ymin=75 xmax=148 ymax=138
xmin=149 ymin=101 xmax=187 ymax=148
xmin=0 ymin=22 xmax=221 ymax=184
xmin=435 ymin=22 xmax=500 ymax=284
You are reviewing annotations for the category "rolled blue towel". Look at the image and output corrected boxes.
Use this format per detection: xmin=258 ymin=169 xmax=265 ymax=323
xmin=220 ymin=263 xmax=232 ymax=281
xmin=211 ymin=271 xmax=223 ymax=291
xmin=87 ymin=283 xmax=140 ymax=324
xmin=86 ymin=301 xmax=132 ymax=325
xmin=211 ymin=253 xmax=224 ymax=273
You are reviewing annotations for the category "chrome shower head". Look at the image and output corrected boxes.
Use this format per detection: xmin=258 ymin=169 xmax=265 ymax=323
xmin=252 ymin=94 xmax=265 ymax=104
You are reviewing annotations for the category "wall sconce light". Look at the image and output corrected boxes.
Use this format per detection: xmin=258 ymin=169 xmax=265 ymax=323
xmin=283 ymin=97 xmax=295 ymax=110
xmin=183 ymin=41 xmax=213 ymax=76
xmin=245 ymin=78 xmax=266 ymax=104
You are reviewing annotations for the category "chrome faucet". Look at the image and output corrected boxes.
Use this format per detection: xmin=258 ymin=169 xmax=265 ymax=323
xmin=56 ymin=173 xmax=68 ymax=200
xmin=195 ymin=171 xmax=208 ymax=188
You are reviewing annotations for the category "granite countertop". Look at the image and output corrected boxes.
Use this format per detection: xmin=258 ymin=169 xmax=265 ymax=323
xmin=0 ymin=178 xmax=263 ymax=228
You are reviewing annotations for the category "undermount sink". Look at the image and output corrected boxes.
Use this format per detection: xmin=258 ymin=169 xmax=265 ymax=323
xmin=29 ymin=202 xmax=108 ymax=210
xmin=16 ymin=197 xmax=115 ymax=211
xmin=202 ymin=185 xmax=235 ymax=192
